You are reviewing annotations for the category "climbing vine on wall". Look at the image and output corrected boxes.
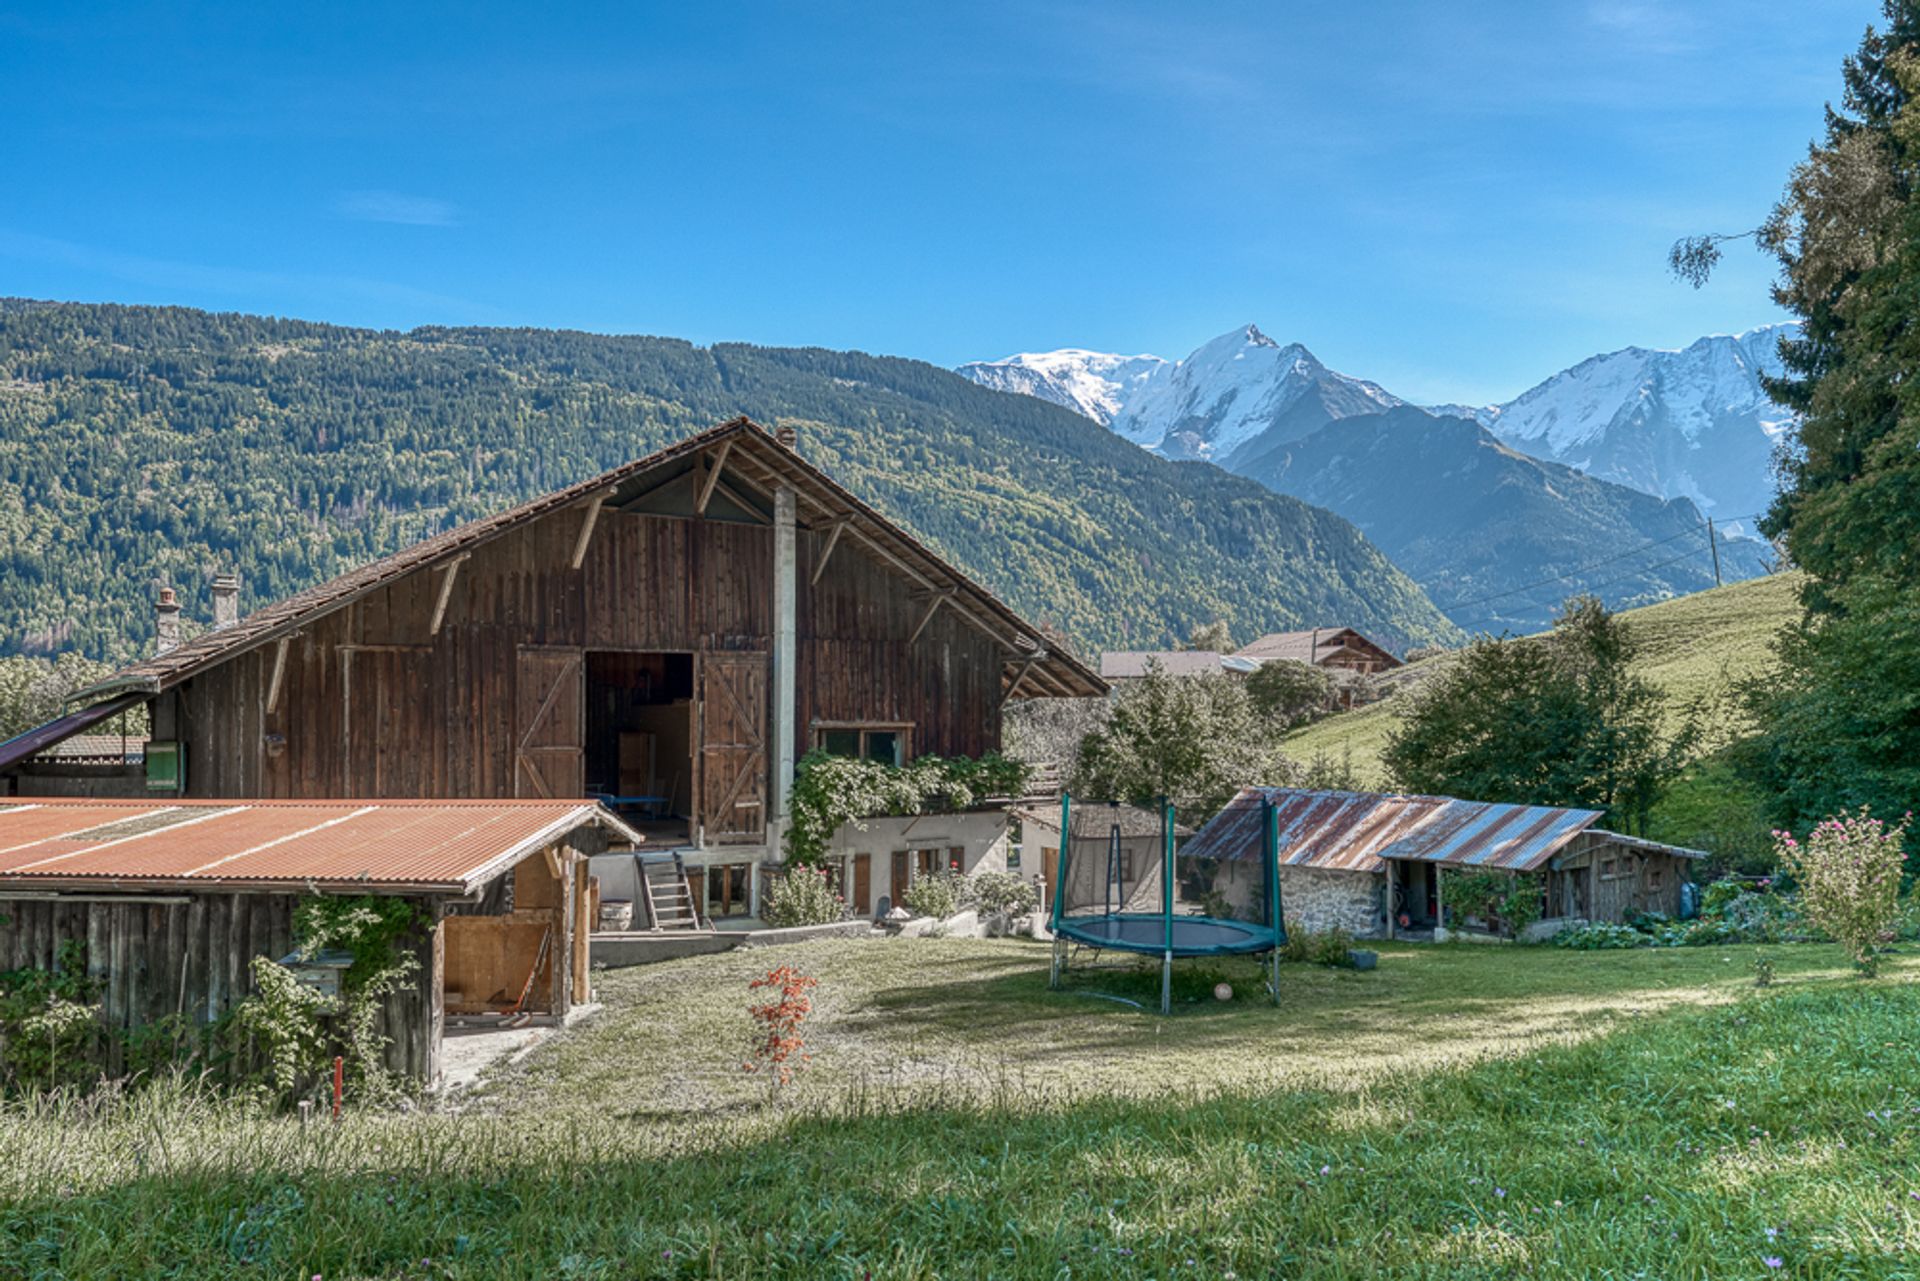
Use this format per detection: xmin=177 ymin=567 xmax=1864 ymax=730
xmin=784 ymin=749 xmax=1031 ymax=867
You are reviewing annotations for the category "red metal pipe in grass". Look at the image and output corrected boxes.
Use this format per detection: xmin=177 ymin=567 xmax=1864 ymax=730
xmin=332 ymin=1056 xmax=344 ymax=1122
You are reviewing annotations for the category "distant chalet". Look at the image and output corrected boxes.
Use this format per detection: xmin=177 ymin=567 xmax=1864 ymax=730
xmin=1099 ymin=627 xmax=1401 ymax=684
xmin=1233 ymin=627 xmax=1401 ymax=675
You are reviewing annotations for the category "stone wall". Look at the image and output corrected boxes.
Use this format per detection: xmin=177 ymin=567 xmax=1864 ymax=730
xmin=1279 ymin=866 xmax=1385 ymax=938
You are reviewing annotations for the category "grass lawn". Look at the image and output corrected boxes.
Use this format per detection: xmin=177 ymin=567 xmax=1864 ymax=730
xmin=4 ymin=934 xmax=1918 ymax=1279
xmin=1285 ymin=571 xmax=1805 ymax=790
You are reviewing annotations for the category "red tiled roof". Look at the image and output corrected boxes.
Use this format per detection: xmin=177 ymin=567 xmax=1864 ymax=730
xmin=0 ymin=797 xmax=637 ymax=893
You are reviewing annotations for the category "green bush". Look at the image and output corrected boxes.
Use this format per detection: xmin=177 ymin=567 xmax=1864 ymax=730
xmin=901 ymin=871 xmax=964 ymax=920
xmin=1280 ymin=928 xmax=1357 ymax=967
xmin=763 ymin=866 xmax=847 ymax=927
xmin=1552 ymin=922 xmax=1646 ymax=950
xmin=1442 ymin=869 xmax=1543 ymax=936
xmin=0 ymin=939 xmax=104 ymax=1094
xmin=967 ymin=871 xmax=1038 ymax=919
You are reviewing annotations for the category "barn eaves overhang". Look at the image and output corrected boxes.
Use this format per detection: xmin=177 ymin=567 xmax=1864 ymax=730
xmin=69 ymin=417 xmax=1107 ymax=707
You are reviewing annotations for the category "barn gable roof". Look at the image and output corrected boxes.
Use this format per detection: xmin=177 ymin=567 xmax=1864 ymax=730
xmin=74 ymin=417 xmax=1104 ymax=705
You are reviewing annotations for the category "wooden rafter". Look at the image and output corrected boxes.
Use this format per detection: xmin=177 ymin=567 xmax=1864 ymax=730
xmin=570 ymin=492 xmax=609 ymax=569
xmin=696 ymin=441 xmax=732 ymax=515
xmin=429 ymin=554 xmax=469 ymax=636
xmin=810 ymin=521 xmax=847 ymax=585
xmin=908 ymin=591 xmax=954 ymax=645
xmin=999 ymin=654 xmax=1040 ymax=707
xmin=265 ymin=636 xmax=291 ymax=715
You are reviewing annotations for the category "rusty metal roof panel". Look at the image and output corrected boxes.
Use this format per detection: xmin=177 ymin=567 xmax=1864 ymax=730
xmin=0 ymin=798 xmax=637 ymax=891
xmin=1183 ymin=787 xmax=1602 ymax=874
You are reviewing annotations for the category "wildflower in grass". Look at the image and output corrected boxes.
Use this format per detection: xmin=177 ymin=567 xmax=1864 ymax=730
xmin=1763 ymin=1256 xmax=1783 ymax=1269
xmin=1766 ymin=1227 xmax=1779 ymax=1240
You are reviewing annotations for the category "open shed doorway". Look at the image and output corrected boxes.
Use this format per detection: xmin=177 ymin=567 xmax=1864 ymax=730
xmin=586 ymin=651 xmax=694 ymax=847
xmin=1391 ymin=860 xmax=1439 ymax=937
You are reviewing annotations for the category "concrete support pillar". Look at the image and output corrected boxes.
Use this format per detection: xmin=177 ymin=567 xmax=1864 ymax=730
xmin=769 ymin=485 xmax=798 ymax=868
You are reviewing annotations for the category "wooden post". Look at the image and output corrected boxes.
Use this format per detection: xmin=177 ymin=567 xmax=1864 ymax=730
xmin=1708 ymin=517 xmax=1722 ymax=588
xmin=1434 ymin=865 xmax=1444 ymax=938
xmin=768 ymin=485 xmax=798 ymax=894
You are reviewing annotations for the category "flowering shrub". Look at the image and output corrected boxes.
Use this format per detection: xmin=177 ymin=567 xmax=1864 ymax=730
xmin=744 ymin=965 xmax=817 ymax=1096
xmin=762 ymin=866 xmax=846 ymax=927
xmin=1773 ymin=809 xmax=1910 ymax=976
xmin=901 ymin=870 xmax=964 ymax=920
xmin=967 ymin=870 xmax=1039 ymax=919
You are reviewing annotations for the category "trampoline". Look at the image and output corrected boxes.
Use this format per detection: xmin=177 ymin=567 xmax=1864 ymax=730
xmin=1048 ymin=793 xmax=1285 ymax=1012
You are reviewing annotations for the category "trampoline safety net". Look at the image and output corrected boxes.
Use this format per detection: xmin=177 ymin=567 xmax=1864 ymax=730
xmin=1050 ymin=794 xmax=1281 ymax=959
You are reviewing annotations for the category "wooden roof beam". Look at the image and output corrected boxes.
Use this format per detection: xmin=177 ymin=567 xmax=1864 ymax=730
xmin=695 ymin=441 xmax=732 ymax=515
xmin=429 ymin=553 xmax=470 ymax=636
xmin=909 ymin=591 xmax=955 ymax=645
xmin=570 ymin=492 xmax=611 ymax=569
xmin=810 ymin=520 xmax=848 ymax=585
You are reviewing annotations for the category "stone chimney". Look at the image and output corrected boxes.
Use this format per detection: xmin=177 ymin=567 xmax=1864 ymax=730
xmin=155 ymin=586 xmax=182 ymax=655
xmin=774 ymin=424 xmax=798 ymax=449
xmin=210 ymin=572 xmax=241 ymax=631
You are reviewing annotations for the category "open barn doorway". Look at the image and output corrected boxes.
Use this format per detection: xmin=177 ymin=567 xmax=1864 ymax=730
xmin=586 ymin=651 xmax=695 ymax=847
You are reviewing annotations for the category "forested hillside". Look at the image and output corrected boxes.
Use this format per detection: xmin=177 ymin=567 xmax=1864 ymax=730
xmin=0 ymin=300 xmax=1459 ymax=663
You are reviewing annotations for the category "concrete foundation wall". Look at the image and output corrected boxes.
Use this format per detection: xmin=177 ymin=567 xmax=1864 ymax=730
xmin=1280 ymin=865 xmax=1385 ymax=939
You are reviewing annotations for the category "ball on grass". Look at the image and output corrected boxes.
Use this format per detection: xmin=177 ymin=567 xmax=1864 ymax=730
xmin=1213 ymin=982 xmax=1234 ymax=1002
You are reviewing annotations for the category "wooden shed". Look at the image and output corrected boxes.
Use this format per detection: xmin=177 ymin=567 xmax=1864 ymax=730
xmin=0 ymin=418 xmax=1103 ymax=923
xmin=0 ymin=797 xmax=637 ymax=1084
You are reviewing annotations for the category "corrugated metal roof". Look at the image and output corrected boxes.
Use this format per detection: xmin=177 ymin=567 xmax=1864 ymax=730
xmin=72 ymin=418 xmax=1104 ymax=705
xmin=0 ymin=693 xmax=146 ymax=773
xmin=1098 ymin=651 xmax=1227 ymax=679
xmin=0 ymin=798 xmax=638 ymax=893
xmin=1182 ymin=787 xmax=1603 ymax=874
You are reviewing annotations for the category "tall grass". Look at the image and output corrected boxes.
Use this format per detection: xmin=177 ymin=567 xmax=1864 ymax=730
xmin=3 ymin=939 xmax=1915 ymax=1278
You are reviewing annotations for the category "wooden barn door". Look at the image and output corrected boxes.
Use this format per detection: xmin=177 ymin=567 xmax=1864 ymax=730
xmin=515 ymin=647 xmax=584 ymax=798
xmin=697 ymin=652 xmax=768 ymax=843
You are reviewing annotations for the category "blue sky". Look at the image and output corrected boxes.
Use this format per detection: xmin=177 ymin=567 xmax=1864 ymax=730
xmin=0 ymin=1 xmax=1869 ymax=403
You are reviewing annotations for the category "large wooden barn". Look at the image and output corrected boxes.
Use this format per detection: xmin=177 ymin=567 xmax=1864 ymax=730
xmin=1 ymin=418 xmax=1103 ymax=923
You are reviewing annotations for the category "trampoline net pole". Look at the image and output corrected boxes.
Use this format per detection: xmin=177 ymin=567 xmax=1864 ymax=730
xmin=1162 ymin=797 xmax=1174 ymax=1015
xmin=1050 ymin=793 xmax=1071 ymax=931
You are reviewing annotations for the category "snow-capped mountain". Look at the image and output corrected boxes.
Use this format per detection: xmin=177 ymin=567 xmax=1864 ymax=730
xmin=956 ymin=349 xmax=1167 ymax=426
xmin=960 ymin=324 xmax=1402 ymax=461
xmin=1108 ymin=324 xmax=1403 ymax=463
xmin=1431 ymin=325 xmax=1798 ymax=531
xmin=958 ymin=323 xmax=1782 ymax=631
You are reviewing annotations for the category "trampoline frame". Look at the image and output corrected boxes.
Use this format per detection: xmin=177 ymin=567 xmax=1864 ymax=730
xmin=1048 ymin=794 xmax=1285 ymax=1014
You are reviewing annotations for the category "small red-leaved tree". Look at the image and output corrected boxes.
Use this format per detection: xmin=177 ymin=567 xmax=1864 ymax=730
xmin=744 ymin=964 xmax=818 ymax=1099
xmin=1774 ymin=809 xmax=1911 ymax=976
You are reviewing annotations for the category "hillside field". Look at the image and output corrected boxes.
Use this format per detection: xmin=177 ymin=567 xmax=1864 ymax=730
xmin=1285 ymin=571 xmax=1805 ymax=790
xmin=3 ymin=935 xmax=1915 ymax=1279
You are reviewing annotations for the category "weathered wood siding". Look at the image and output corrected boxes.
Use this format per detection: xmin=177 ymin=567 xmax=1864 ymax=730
xmin=1 ymin=892 xmax=438 ymax=1081
xmin=1548 ymin=834 xmax=1690 ymax=922
xmin=798 ymin=524 xmax=1001 ymax=759
xmin=170 ymin=507 xmax=1004 ymax=803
